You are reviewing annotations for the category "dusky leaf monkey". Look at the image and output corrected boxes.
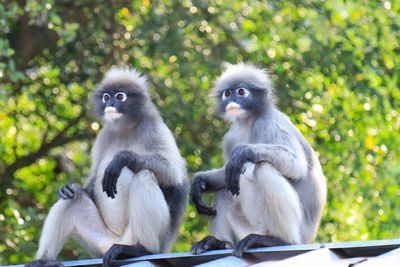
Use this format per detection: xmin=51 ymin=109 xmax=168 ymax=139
xmin=26 ymin=68 xmax=189 ymax=267
xmin=191 ymin=63 xmax=327 ymax=257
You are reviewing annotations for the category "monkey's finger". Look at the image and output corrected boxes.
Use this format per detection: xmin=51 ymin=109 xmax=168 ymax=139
xmin=191 ymin=241 xmax=204 ymax=254
xmin=226 ymin=172 xmax=233 ymax=194
xmin=191 ymin=181 xmax=205 ymax=202
xmin=58 ymin=189 xmax=67 ymax=200
xmin=198 ymin=206 xmax=217 ymax=216
xmin=196 ymin=203 xmax=217 ymax=216
xmin=225 ymin=169 xmax=234 ymax=191
xmin=102 ymin=177 xmax=110 ymax=197
xmin=226 ymin=172 xmax=240 ymax=196
xmin=101 ymin=174 xmax=108 ymax=193
xmin=103 ymin=181 xmax=113 ymax=198
xmin=103 ymin=169 xmax=115 ymax=198
xmin=103 ymin=244 xmax=123 ymax=267
xmin=231 ymin=169 xmax=241 ymax=195
xmin=203 ymin=236 xmax=221 ymax=251
xmin=103 ymin=249 xmax=112 ymax=267
xmin=61 ymin=190 xmax=74 ymax=199
xmin=233 ymin=244 xmax=245 ymax=257
xmin=64 ymin=186 xmax=75 ymax=198
xmin=191 ymin=238 xmax=210 ymax=254
xmin=192 ymin=193 xmax=216 ymax=215
xmin=111 ymin=174 xmax=118 ymax=196
xmin=106 ymin=171 xmax=113 ymax=196
xmin=65 ymin=183 xmax=74 ymax=192
xmin=229 ymin=165 xmax=241 ymax=193
xmin=234 ymin=235 xmax=257 ymax=257
xmin=109 ymin=184 xmax=115 ymax=198
xmin=58 ymin=189 xmax=71 ymax=200
xmin=192 ymin=236 xmax=229 ymax=254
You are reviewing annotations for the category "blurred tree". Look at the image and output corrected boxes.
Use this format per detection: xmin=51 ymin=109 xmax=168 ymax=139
xmin=0 ymin=0 xmax=399 ymax=264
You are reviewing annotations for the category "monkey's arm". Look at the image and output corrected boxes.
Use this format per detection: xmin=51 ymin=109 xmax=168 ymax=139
xmin=192 ymin=168 xmax=225 ymax=216
xmin=226 ymin=144 xmax=308 ymax=196
xmin=102 ymin=150 xmax=180 ymax=198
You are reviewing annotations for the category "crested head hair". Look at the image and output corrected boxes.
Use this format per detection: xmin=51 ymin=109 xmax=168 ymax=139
xmin=213 ymin=63 xmax=276 ymax=105
xmin=100 ymin=67 xmax=149 ymax=96
xmin=91 ymin=67 xmax=155 ymax=121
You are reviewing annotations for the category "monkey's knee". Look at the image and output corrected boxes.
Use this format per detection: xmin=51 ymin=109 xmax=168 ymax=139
xmin=35 ymin=190 xmax=90 ymax=260
xmin=241 ymin=162 xmax=256 ymax=181
xmin=254 ymin=162 xmax=281 ymax=179
xmin=240 ymin=163 xmax=303 ymax=244
xmin=135 ymin=169 xmax=157 ymax=183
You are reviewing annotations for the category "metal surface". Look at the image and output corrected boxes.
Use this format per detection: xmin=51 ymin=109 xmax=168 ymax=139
xmin=7 ymin=239 xmax=400 ymax=267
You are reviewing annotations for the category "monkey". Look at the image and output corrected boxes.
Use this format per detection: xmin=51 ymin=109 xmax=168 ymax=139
xmin=191 ymin=63 xmax=327 ymax=257
xmin=26 ymin=68 xmax=189 ymax=267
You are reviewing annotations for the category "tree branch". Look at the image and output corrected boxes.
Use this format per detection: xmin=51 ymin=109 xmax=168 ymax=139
xmin=0 ymin=110 xmax=89 ymax=185
xmin=8 ymin=1 xmax=90 ymax=71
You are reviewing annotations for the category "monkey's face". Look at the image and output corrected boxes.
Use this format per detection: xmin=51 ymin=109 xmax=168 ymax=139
xmin=101 ymin=91 xmax=126 ymax=122
xmin=93 ymin=83 xmax=146 ymax=123
xmin=217 ymin=82 xmax=266 ymax=121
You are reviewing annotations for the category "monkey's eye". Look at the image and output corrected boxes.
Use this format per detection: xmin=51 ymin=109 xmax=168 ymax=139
xmin=237 ymin=88 xmax=249 ymax=97
xmin=115 ymin=92 xmax=127 ymax=102
xmin=222 ymin=89 xmax=232 ymax=100
xmin=102 ymin=93 xmax=111 ymax=103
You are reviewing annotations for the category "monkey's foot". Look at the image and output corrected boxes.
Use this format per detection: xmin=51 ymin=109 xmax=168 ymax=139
xmin=103 ymin=244 xmax=151 ymax=267
xmin=191 ymin=236 xmax=232 ymax=254
xmin=25 ymin=259 xmax=64 ymax=267
xmin=234 ymin=234 xmax=288 ymax=257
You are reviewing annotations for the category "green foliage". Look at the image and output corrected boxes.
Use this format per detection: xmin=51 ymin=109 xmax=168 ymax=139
xmin=0 ymin=0 xmax=399 ymax=264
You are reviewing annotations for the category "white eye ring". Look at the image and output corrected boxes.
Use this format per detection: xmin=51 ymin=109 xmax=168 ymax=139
xmin=236 ymin=88 xmax=249 ymax=97
xmin=222 ymin=89 xmax=232 ymax=101
xmin=102 ymin=93 xmax=111 ymax=103
xmin=115 ymin=92 xmax=127 ymax=102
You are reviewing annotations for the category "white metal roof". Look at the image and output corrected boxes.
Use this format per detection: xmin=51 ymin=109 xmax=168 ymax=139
xmin=6 ymin=239 xmax=400 ymax=267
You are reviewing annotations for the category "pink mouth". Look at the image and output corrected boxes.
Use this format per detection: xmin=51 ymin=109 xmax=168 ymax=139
xmin=226 ymin=103 xmax=242 ymax=114
xmin=104 ymin=107 xmax=122 ymax=121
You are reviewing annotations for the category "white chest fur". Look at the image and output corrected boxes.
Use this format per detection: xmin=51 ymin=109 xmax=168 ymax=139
xmin=94 ymin=153 xmax=135 ymax=236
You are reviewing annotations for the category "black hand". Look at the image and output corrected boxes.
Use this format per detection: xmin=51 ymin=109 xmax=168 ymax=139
xmin=226 ymin=145 xmax=254 ymax=196
xmin=103 ymin=244 xmax=151 ymax=267
xmin=234 ymin=234 xmax=287 ymax=257
xmin=102 ymin=159 xmax=124 ymax=199
xmin=102 ymin=151 xmax=140 ymax=199
xmin=191 ymin=236 xmax=232 ymax=254
xmin=58 ymin=183 xmax=75 ymax=200
xmin=191 ymin=175 xmax=216 ymax=216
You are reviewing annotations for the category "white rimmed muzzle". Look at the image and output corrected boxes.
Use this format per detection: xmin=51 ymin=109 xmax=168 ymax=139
xmin=104 ymin=106 xmax=123 ymax=122
xmin=224 ymin=102 xmax=246 ymax=121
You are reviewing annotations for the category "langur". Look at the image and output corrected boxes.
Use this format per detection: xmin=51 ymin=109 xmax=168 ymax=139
xmin=191 ymin=63 xmax=327 ymax=257
xmin=26 ymin=68 xmax=189 ymax=267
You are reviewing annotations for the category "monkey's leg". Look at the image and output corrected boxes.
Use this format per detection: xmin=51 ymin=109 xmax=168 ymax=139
xmin=191 ymin=190 xmax=236 ymax=254
xmin=103 ymin=170 xmax=170 ymax=267
xmin=235 ymin=162 xmax=302 ymax=257
xmin=32 ymin=184 xmax=118 ymax=263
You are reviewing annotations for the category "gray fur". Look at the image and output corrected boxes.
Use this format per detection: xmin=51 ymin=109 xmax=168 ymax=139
xmin=29 ymin=68 xmax=188 ymax=265
xmin=192 ymin=63 xmax=326 ymax=252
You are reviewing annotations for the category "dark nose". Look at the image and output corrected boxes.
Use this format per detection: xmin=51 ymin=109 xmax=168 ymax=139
xmin=107 ymin=100 xmax=115 ymax=107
